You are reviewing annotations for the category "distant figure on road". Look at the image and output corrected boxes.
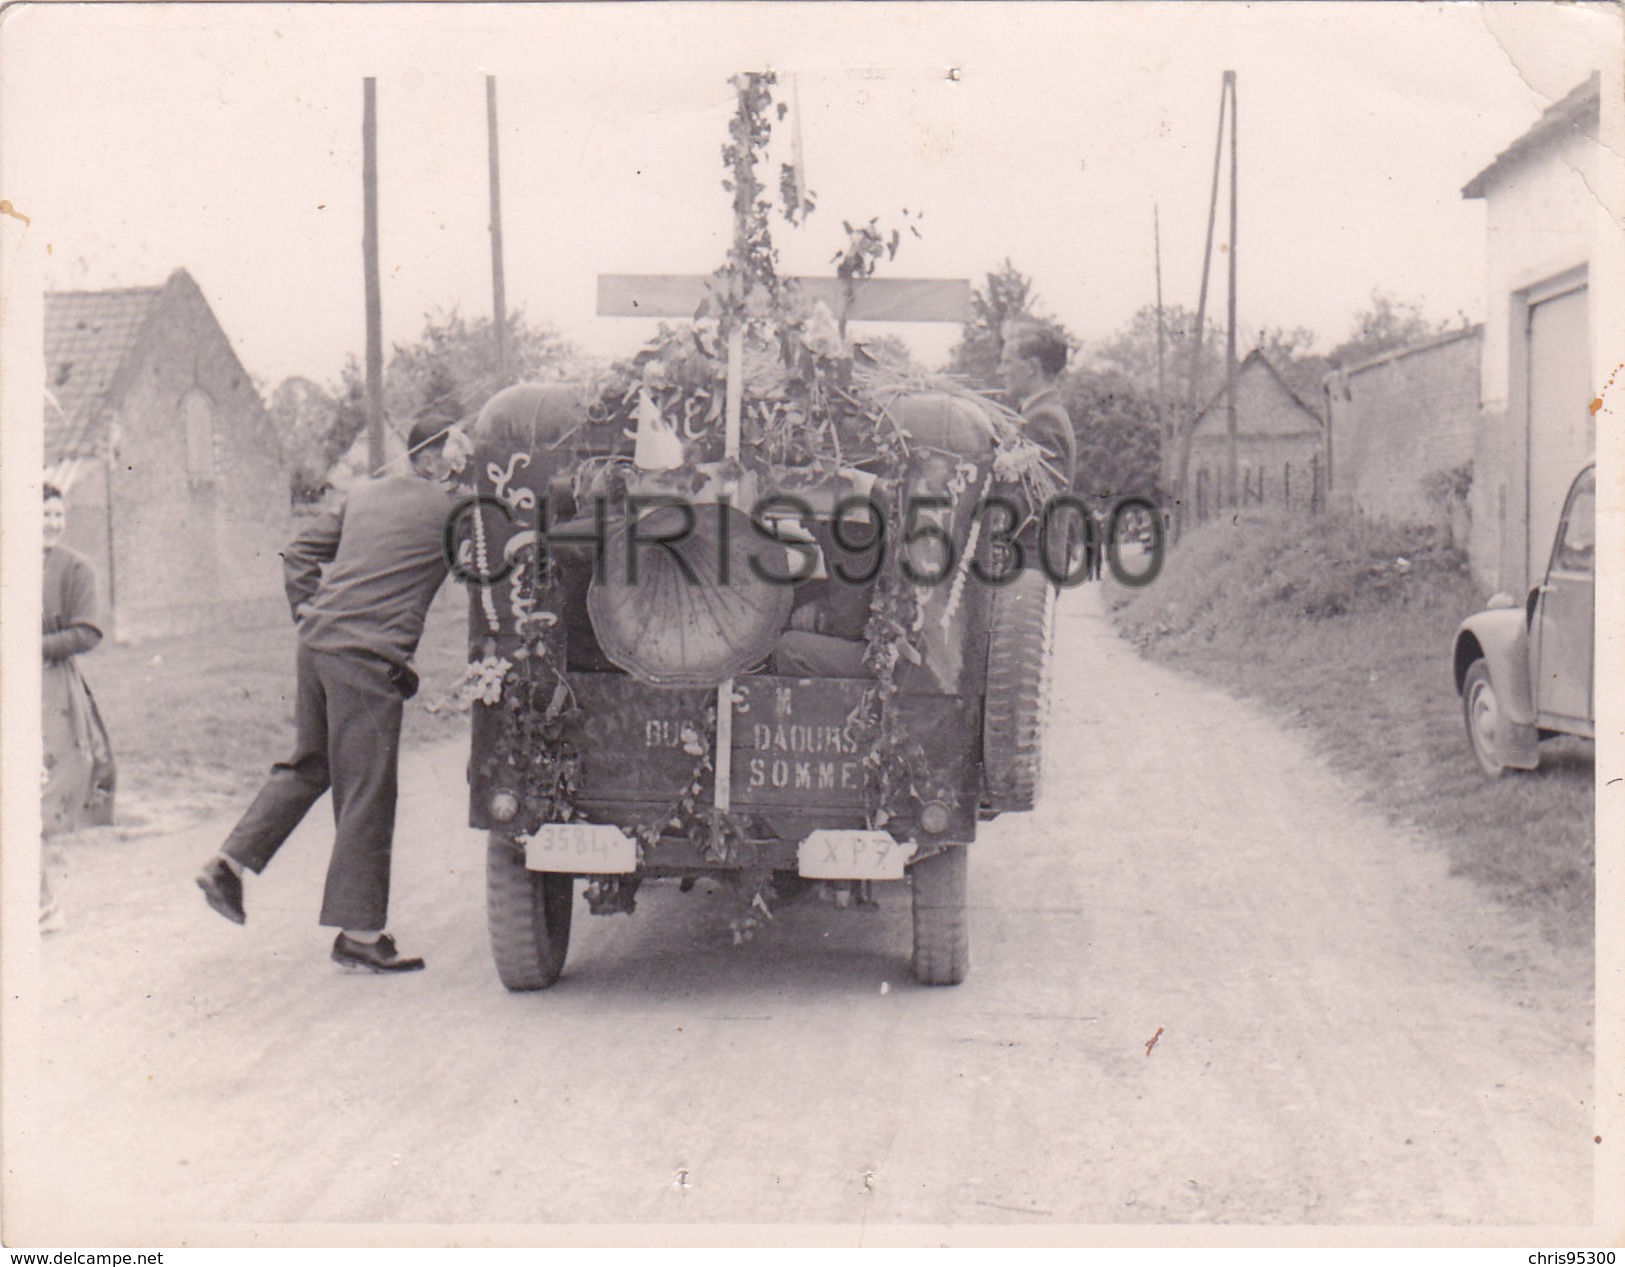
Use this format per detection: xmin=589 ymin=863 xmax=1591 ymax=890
xmin=997 ymin=323 xmax=1077 ymax=576
xmin=41 ymin=482 xmax=115 ymax=930
xmin=196 ymin=419 xmax=461 ymax=973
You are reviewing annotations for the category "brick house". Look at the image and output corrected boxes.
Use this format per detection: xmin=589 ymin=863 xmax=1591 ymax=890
xmin=1170 ymin=349 xmax=1326 ymax=516
xmin=1461 ymin=71 xmax=1611 ymax=593
xmin=44 ymin=268 xmax=290 ymax=640
xmin=1324 ymin=325 xmax=1483 ymax=531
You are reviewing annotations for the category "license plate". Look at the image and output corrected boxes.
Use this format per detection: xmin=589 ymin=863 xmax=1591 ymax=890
xmin=524 ymin=823 xmax=638 ymax=874
xmin=797 ymin=830 xmax=916 ymax=881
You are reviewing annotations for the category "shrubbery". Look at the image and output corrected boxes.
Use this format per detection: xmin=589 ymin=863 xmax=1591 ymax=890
xmin=1111 ymin=506 xmax=1475 ymax=648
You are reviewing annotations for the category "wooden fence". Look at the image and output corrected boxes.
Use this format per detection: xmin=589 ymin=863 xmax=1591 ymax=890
xmin=1190 ymin=454 xmax=1323 ymax=526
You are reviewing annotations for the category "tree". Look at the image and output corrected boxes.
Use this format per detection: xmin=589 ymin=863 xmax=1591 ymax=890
xmin=946 ymin=259 xmax=1063 ymax=384
xmin=385 ymin=308 xmax=581 ymax=428
xmin=270 ymin=310 xmax=584 ymax=505
xmin=1061 ymin=370 xmax=1162 ymax=502
xmin=268 ymin=375 xmax=336 ymax=471
xmin=269 ymin=363 xmax=366 ymax=504
xmin=1090 ymin=302 xmax=1246 ymax=441
xmin=1323 ymin=290 xmax=1452 ymax=370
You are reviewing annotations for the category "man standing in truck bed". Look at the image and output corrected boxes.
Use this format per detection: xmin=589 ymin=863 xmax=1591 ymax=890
xmin=195 ymin=418 xmax=461 ymax=973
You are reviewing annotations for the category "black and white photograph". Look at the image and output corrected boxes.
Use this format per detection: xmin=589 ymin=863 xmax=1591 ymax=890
xmin=1 ymin=1 xmax=1620 ymax=1251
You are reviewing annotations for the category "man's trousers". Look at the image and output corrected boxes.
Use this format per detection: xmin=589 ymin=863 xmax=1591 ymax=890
xmin=222 ymin=643 xmax=405 ymax=931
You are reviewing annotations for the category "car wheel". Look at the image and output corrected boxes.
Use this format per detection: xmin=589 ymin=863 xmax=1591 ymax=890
xmin=486 ymin=832 xmax=575 ymax=990
xmin=910 ymin=845 xmax=969 ymax=986
xmin=1462 ymin=659 xmax=1506 ymax=779
xmin=982 ymin=568 xmax=1056 ymax=813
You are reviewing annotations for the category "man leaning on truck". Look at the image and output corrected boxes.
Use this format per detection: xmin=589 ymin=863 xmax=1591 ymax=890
xmin=195 ymin=417 xmax=461 ymax=973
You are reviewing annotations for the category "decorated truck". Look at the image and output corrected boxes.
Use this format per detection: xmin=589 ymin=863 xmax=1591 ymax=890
xmin=449 ymin=71 xmax=1075 ymax=991
xmin=454 ymin=372 xmax=1071 ymax=991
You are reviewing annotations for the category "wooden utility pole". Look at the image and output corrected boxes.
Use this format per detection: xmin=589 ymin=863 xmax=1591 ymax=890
xmin=363 ymin=78 xmax=384 ymax=474
xmin=1171 ymin=72 xmax=1233 ymax=529
xmin=1224 ymin=70 xmax=1239 ymax=509
xmin=487 ymin=75 xmax=509 ymax=384
xmin=1154 ymin=202 xmax=1166 ymax=439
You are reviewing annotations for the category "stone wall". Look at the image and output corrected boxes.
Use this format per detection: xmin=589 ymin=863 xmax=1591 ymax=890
xmin=1325 ymin=327 xmax=1481 ymax=531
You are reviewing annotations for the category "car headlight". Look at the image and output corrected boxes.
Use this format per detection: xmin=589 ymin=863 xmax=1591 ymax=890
xmin=918 ymin=801 xmax=951 ymax=835
xmin=489 ymin=790 xmax=520 ymax=823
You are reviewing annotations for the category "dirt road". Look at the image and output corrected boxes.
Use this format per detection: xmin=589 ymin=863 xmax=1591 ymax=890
xmin=13 ymin=589 xmax=1596 ymax=1240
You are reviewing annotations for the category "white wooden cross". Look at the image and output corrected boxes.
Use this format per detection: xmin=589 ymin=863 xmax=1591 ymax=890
xmin=597 ymin=270 xmax=972 ymax=816
xmin=599 ymin=274 xmax=971 ymax=324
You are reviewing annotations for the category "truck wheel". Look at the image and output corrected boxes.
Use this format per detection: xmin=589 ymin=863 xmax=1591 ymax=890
xmin=910 ymin=846 xmax=969 ymax=986
xmin=486 ymin=832 xmax=574 ymax=990
xmin=1462 ymin=659 xmax=1508 ymax=779
xmin=982 ymin=567 xmax=1056 ymax=812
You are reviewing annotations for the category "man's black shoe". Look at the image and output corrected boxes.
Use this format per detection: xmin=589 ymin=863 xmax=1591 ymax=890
xmin=196 ymin=857 xmax=246 ymax=925
xmin=332 ymin=932 xmax=425 ymax=974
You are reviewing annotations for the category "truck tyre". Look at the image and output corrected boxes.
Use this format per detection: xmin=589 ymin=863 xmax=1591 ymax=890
xmin=982 ymin=567 xmax=1056 ymax=813
xmin=486 ymin=832 xmax=574 ymax=990
xmin=910 ymin=845 xmax=969 ymax=986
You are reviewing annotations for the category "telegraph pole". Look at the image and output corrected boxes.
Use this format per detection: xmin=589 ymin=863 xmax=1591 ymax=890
xmin=363 ymin=78 xmax=384 ymax=474
xmin=487 ymin=74 xmax=509 ymax=384
xmin=1172 ymin=72 xmax=1232 ymax=528
xmin=1224 ymin=70 xmax=1239 ymax=509
xmin=1154 ymin=202 xmax=1166 ymax=440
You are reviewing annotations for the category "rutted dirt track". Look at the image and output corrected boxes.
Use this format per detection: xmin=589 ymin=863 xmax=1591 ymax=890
xmin=15 ymin=589 xmax=1595 ymax=1239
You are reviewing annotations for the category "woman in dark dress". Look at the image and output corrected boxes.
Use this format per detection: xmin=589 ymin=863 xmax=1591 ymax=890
xmin=41 ymin=483 xmax=112 ymax=928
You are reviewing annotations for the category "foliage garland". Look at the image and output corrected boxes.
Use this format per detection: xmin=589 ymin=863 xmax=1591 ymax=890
xmin=579 ymin=72 xmax=966 ymax=491
xmin=467 ymin=551 xmax=583 ymax=836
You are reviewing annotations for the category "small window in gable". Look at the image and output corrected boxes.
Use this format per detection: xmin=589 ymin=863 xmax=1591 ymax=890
xmin=183 ymin=390 xmax=216 ymax=480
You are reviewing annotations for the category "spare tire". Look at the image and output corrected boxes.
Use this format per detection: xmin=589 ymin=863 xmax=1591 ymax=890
xmin=981 ymin=567 xmax=1056 ymax=813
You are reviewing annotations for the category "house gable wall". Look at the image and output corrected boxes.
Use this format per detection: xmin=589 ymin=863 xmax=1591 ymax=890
xmin=1169 ymin=356 xmax=1325 ymax=509
xmin=107 ymin=274 xmax=289 ymax=639
xmin=1471 ymin=108 xmax=1608 ymax=593
xmin=58 ymin=459 xmax=114 ymax=625
xmin=1188 ymin=359 xmax=1320 ymax=440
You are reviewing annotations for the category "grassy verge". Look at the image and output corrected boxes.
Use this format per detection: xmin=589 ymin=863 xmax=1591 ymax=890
xmin=80 ymin=586 xmax=475 ymax=836
xmin=1104 ymin=506 xmax=1593 ymax=948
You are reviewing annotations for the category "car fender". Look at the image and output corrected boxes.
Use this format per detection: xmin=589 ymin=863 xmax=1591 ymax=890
xmin=1453 ymin=608 xmax=1540 ymax=769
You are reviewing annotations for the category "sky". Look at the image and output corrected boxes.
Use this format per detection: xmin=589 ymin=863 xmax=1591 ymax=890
xmin=0 ymin=1 xmax=1616 ymax=393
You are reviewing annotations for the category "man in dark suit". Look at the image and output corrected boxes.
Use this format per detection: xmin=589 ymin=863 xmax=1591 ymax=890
xmin=999 ymin=324 xmax=1075 ymax=492
xmin=195 ymin=418 xmax=462 ymax=973
xmin=998 ymin=323 xmax=1077 ymax=575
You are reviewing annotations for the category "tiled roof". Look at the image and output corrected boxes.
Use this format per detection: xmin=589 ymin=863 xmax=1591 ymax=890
xmin=1462 ymin=72 xmax=1602 ymax=199
xmin=43 ymin=281 xmax=166 ymax=463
